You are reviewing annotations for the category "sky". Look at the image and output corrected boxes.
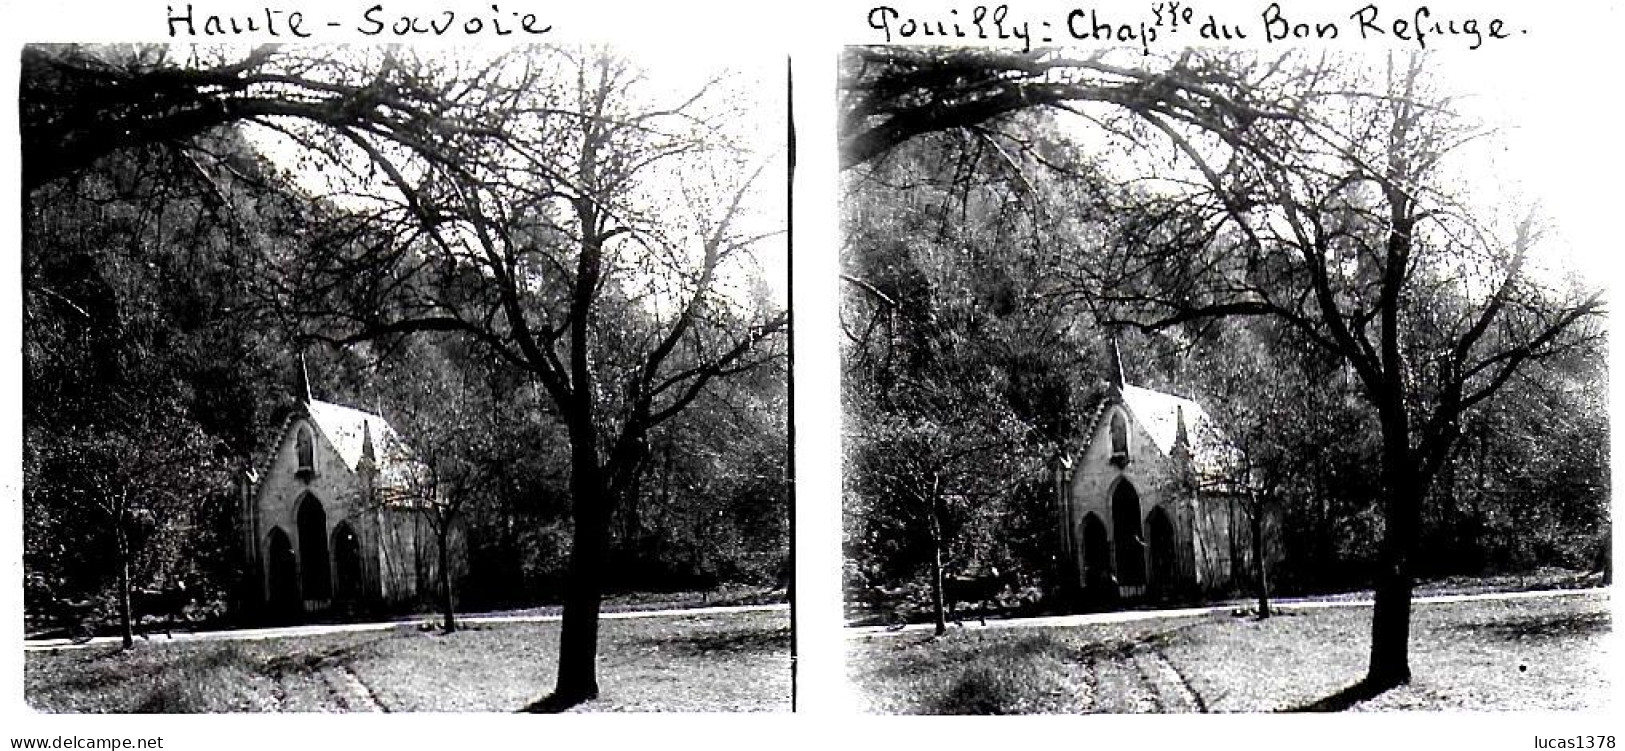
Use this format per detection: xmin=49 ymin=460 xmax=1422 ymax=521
xmin=1032 ymin=46 xmax=1612 ymax=293
xmin=233 ymin=43 xmax=789 ymax=311
xmin=1438 ymin=50 xmax=1616 ymax=284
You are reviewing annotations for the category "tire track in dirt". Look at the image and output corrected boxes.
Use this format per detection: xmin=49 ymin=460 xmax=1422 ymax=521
xmin=1090 ymin=649 xmax=1158 ymax=713
xmin=1078 ymin=633 xmax=1206 ymax=714
xmin=338 ymin=663 xmax=390 ymax=712
xmin=1079 ymin=657 xmax=1101 ymax=712
xmin=1067 ymin=657 xmax=1097 ymax=713
xmin=315 ymin=659 xmax=387 ymax=712
xmin=1162 ymin=651 xmax=1207 ymax=713
xmin=245 ymin=671 xmax=285 ymax=712
xmin=1133 ymin=646 xmax=1203 ymax=713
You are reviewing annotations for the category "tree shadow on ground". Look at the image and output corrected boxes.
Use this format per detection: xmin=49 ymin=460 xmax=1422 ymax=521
xmin=923 ymin=667 xmax=1021 ymax=715
xmin=1443 ymin=610 xmax=1610 ymax=643
xmin=1280 ymin=678 xmax=1398 ymax=712
xmin=864 ymin=630 xmax=1074 ymax=682
xmin=32 ymin=644 xmax=248 ymax=701
xmin=633 ymin=627 xmax=791 ymax=658
xmin=519 ymin=692 xmax=593 ymax=713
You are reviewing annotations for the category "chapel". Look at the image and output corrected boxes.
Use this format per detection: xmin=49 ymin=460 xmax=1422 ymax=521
xmin=1054 ymin=341 xmax=1254 ymax=602
xmin=237 ymin=359 xmax=461 ymax=622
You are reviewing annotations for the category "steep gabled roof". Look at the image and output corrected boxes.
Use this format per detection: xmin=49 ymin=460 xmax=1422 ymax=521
xmin=249 ymin=395 xmax=429 ymax=503
xmin=1122 ymin=383 xmax=1238 ymax=482
xmin=1120 ymin=384 xmax=1208 ymax=459
xmin=1076 ymin=382 xmax=1242 ymax=488
xmin=1071 ymin=338 xmax=1245 ymax=491
xmin=304 ymin=398 xmax=423 ymax=492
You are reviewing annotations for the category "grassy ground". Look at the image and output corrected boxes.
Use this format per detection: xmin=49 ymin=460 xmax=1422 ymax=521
xmin=845 ymin=568 xmax=1604 ymax=628
xmin=1267 ymin=568 xmax=1607 ymax=605
xmin=26 ymin=585 xmax=789 ymax=641
xmin=26 ymin=609 xmax=790 ymax=713
xmin=847 ymin=592 xmax=1610 ymax=713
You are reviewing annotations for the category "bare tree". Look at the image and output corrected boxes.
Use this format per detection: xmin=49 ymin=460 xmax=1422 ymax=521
xmin=31 ymin=413 xmax=224 ymax=648
xmin=1195 ymin=324 xmax=1353 ymax=620
xmin=1083 ymin=53 xmax=1604 ymax=688
xmin=839 ymin=47 xmax=1297 ymax=170
xmin=20 ymin=44 xmax=493 ymax=196
xmin=849 ymin=409 xmax=1026 ymax=635
xmin=379 ymin=351 xmax=495 ymax=634
xmin=284 ymin=48 xmax=786 ymax=707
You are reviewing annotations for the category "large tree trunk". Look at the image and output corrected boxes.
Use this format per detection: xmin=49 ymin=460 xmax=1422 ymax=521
xmin=1367 ymin=415 xmax=1422 ymax=688
xmin=1368 ymin=564 xmax=1413 ymax=687
xmin=553 ymin=455 xmax=611 ymax=705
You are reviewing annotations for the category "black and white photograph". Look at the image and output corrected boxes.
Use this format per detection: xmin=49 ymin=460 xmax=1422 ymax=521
xmin=20 ymin=42 xmax=791 ymax=713
xmin=839 ymin=46 xmax=1610 ymax=713
xmin=5 ymin=0 xmax=1623 ymax=745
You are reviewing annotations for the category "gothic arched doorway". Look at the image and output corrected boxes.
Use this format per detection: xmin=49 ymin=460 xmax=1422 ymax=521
xmin=267 ymin=527 xmax=299 ymax=619
xmin=1146 ymin=505 xmax=1177 ymax=596
xmin=332 ymin=521 xmax=363 ymax=607
xmin=297 ymin=494 xmax=332 ymax=601
xmin=1082 ymin=512 xmax=1112 ymax=589
xmin=1111 ymin=481 xmax=1146 ymax=586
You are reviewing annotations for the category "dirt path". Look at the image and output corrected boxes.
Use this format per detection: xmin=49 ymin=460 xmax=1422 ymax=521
xmin=1073 ymin=638 xmax=1204 ymax=714
xmin=316 ymin=659 xmax=389 ymax=712
xmin=1090 ymin=650 xmax=1158 ymax=712
xmin=1132 ymin=646 xmax=1204 ymax=712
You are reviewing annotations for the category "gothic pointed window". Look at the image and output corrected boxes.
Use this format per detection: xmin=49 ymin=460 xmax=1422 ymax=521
xmin=296 ymin=425 xmax=314 ymax=477
xmin=1110 ymin=411 xmax=1130 ymax=465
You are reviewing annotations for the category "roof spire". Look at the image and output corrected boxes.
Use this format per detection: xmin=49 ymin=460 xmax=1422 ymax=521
xmin=296 ymin=352 xmax=313 ymax=404
xmin=1175 ymin=404 xmax=1190 ymax=448
xmin=361 ymin=420 xmax=376 ymax=464
xmin=1108 ymin=331 xmax=1127 ymax=392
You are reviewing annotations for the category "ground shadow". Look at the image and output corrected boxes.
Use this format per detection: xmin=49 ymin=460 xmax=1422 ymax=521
xmin=632 ymin=626 xmax=790 ymax=658
xmin=519 ymin=692 xmax=592 ymax=713
xmin=1281 ymin=678 xmax=1399 ymax=712
xmin=923 ymin=668 xmax=1016 ymax=715
xmin=29 ymin=644 xmax=245 ymax=702
xmin=1444 ymin=610 xmax=1610 ymax=643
